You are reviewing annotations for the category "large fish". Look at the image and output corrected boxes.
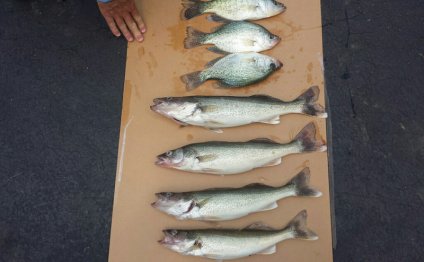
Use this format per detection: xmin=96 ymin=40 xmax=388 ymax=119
xmin=159 ymin=210 xmax=317 ymax=260
xmin=151 ymin=86 xmax=327 ymax=132
xmin=184 ymin=21 xmax=280 ymax=53
xmin=181 ymin=52 xmax=281 ymax=91
xmin=156 ymin=122 xmax=326 ymax=175
xmin=152 ymin=167 xmax=321 ymax=221
xmin=181 ymin=0 xmax=286 ymax=22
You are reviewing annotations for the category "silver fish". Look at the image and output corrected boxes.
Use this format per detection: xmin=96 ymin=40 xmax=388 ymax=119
xmin=155 ymin=122 xmax=326 ymax=175
xmin=184 ymin=21 xmax=280 ymax=53
xmin=181 ymin=52 xmax=282 ymax=91
xmin=181 ymin=0 xmax=286 ymax=22
xmin=151 ymin=86 xmax=327 ymax=132
xmin=152 ymin=167 xmax=321 ymax=221
xmin=159 ymin=210 xmax=318 ymax=260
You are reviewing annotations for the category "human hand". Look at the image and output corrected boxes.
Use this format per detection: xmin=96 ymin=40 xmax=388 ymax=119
xmin=98 ymin=0 xmax=146 ymax=42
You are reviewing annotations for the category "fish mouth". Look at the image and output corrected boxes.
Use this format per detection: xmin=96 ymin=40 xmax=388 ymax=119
xmin=150 ymin=104 xmax=158 ymax=112
xmin=275 ymin=60 xmax=283 ymax=69
xmin=273 ymin=36 xmax=281 ymax=46
xmin=159 ymin=230 xmax=180 ymax=245
xmin=155 ymin=156 xmax=170 ymax=167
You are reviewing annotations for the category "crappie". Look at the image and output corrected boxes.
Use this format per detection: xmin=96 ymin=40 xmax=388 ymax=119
xmin=151 ymin=86 xmax=327 ymax=132
xmin=181 ymin=0 xmax=286 ymax=22
xmin=156 ymin=122 xmax=326 ymax=175
xmin=152 ymin=167 xmax=321 ymax=221
xmin=184 ymin=21 xmax=280 ymax=53
xmin=159 ymin=210 xmax=318 ymax=260
xmin=181 ymin=52 xmax=281 ymax=91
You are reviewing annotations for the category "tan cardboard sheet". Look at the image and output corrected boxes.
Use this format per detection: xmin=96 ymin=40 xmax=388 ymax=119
xmin=109 ymin=0 xmax=333 ymax=261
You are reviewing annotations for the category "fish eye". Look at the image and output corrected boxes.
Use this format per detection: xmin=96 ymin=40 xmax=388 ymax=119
xmin=270 ymin=63 xmax=276 ymax=70
xmin=165 ymin=192 xmax=173 ymax=197
xmin=166 ymin=151 xmax=173 ymax=157
xmin=170 ymin=230 xmax=178 ymax=236
xmin=166 ymin=97 xmax=172 ymax=101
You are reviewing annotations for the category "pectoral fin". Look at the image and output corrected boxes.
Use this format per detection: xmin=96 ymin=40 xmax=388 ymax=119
xmin=208 ymin=128 xmax=223 ymax=133
xmin=258 ymin=202 xmax=278 ymax=211
xmin=201 ymin=168 xmax=222 ymax=174
xmin=197 ymin=154 xmax=218 ymax=162
xmin=262 ymin=158 xmax=282 ymax=167
xmin=242 ymin=39 xmax=256 ymax=47
xmin=259 ymin=116 xmax=280 ymax=125
xmin=257 ymin=245 xmax=276 ymax=255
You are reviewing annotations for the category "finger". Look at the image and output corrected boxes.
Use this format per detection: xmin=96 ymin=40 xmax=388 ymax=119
xmin=131 ymin=10 xmax=146 ymax=33
xmin=104 ymin=16 xmax=121 ymax=37
xmin=123 ymin=14 xmax=143 ymax=42
xmin=114 ymin=16 xmax=133 ymax=42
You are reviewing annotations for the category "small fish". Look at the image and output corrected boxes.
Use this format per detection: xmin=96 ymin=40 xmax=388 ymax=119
xmin=184 ymin=21 xmax=280 ymax=54
xmin=155 ymin=122 xmax=326 ymax=175
xmin=151 ymin=86 xmax=327 ymax=132
xmin=181 ymin=52 xmax=281 ymax=91
xmin=159 ymin=210 xmax=318 ymax=260
xmin=181 ymin=0 xmax=286 ymax=22
xmin=152 ymin=167 xmax=321 ymax=221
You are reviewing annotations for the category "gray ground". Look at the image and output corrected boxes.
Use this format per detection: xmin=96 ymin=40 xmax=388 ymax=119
xmin=0 ymin=0 xmax=423 ymax=261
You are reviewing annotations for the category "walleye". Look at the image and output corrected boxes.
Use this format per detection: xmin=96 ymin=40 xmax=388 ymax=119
xmin=159 ymin=210 xmax=317 ymax=260
xmin=151 ymin=86 xmax=327 ymax=132
xmin=181 ymin=52 xmax=281 ymax=91
xmin=155 ymin=122 xmax=326 ymax=175
xmin=181 ymin=0 xmax=286 ymax=22
xmin=152 ymin=167 xmax=321 ymax=221
xmin=185 ymin=21 xmax=280 ymax=53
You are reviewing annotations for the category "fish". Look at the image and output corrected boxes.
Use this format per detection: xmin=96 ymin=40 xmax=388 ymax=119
xmin=151 ymin=86 xmax=327 ymax=132
xmin=181 ymin=0 xmax=286 ymax=22
xmin=159 ymin=210 xmax=318 ymax=260
xmin=181 ymin=52 xmax=282 ymax=91
xmin=155 ymin=122 xmax=326 ymax=175
xmin=152 ymin=167 xmax=321 ymax=221
xmin=184 ymin=21 xmax=280 ymax=54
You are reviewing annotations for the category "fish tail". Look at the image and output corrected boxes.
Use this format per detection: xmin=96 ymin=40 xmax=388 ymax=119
xmin=181 ymin=71 xmax=204 ymax=91
xmin=181 ymin=0 xmax=205 ymax=20
xmin=297 ymin=86 xmax=327 ymax=118
xmin=294 ymin=122 xmax=327 ymax=152
xmin=285 ymin=210 xmax=318 ymax=240
xmin=287 ymin=167 xmax=322 ymax=197
xmin=184 ymin=27 xmax=207 ymax=49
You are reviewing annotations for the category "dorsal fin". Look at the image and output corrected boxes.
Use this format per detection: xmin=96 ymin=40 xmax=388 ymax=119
xmin=242 ymin=183 xmax=268 ymax=188
xmin=244 ymin=222 xmax=275 ymax=231
xmin=250 ymin=94 xmax=283 ymax=103
xmin=207 ymin=46 xmax=229 ymax=55
xmin=248 ymin=138 xmax=277 ymax=143
xmin=205 ymin=56 xmax=224 ymax=68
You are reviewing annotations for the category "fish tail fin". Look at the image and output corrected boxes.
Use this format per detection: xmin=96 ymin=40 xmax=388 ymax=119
xmin=287 ymin=167 xmax=322 ymax=197
xmin=297 ymin=86 xmax=327 ymax=118
xmin=294 ymin=122 xmax=327 ymax=152
xmin=181 ymin=71 xmax=204 ymax=91
xmin=285 ymin=210 xmax=318 ymax=240
xmin=181 ymin=0 xmax=204 ymax=20
xmin=184 ymin=27 xmax=207 ymax=49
